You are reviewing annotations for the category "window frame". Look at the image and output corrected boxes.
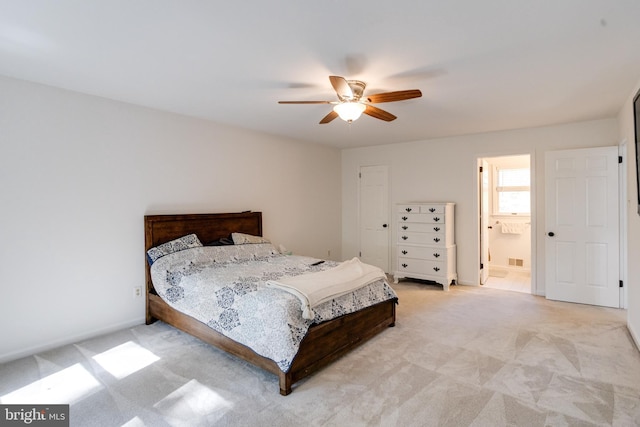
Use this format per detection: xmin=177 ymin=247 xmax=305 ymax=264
xmin=492 ymin=166 xmax=531 ymax=217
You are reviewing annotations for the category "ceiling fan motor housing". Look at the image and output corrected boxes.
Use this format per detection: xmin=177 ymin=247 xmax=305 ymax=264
xmin=341 ymin=80 xmax=366 ymax=101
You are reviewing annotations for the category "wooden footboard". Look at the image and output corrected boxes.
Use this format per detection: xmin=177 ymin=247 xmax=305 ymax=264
xmin=148 ymin=292 xmax=397 ymax=395
xmin=285 ymin=296 xmax=397 ymax=394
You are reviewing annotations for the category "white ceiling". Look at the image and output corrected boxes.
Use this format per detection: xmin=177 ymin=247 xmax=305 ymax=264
xmin=2 ymin=1 xmax=640 ymax=148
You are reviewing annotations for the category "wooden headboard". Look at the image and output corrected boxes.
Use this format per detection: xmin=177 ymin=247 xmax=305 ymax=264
xmin=144 ymin=211 xmax=262 ymax=298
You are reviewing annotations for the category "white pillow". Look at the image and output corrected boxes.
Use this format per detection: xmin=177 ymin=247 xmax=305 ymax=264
xmin=205 ymin=243 xmax=280 ymax=262
xmin=231 ymin=232 xmax=271 ymax=245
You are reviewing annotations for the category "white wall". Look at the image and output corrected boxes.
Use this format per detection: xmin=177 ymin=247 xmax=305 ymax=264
xmin=488 ymin=222 xmax=531 ymax=271
xmin=342 ymin=118 xmax=619 ymax=295
xmin=0 ymin=76 xmax=342 ymax=362
xmin=617 ymin=78 xmax=640 ymax=347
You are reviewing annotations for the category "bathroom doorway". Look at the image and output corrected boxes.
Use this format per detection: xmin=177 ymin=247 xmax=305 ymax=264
xmin=479 ymin=154 xmax=532 ymax=294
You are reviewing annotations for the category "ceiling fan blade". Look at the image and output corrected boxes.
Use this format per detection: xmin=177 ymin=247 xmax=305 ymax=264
xmin=329 ymin=75 xmax=353 ymax=99
xmin=363 ymin=105 xmax=397 ymax=121
xmin=278 ymin=100 xmax=332 ymax=104
xmin=319 ymin=110 xmax=339 ymax=124
xmin=366 ymin=89 xmax=422 ymax=103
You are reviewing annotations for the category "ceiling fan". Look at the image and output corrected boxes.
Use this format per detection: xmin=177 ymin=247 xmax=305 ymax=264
xmin=278 ymin=75 xmax=422 ymax=124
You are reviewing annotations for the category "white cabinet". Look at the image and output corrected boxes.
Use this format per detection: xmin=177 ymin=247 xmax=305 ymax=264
xmin=393 ymin=203 xmax=457 ymax=291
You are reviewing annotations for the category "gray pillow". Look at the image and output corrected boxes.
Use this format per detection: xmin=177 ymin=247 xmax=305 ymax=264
xmin=146 ymin=234 xmax=202 ymax=265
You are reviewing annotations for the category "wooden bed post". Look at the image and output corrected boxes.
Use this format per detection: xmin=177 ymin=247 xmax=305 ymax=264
xmin=279 ymin=373 xmax=292 ymax=396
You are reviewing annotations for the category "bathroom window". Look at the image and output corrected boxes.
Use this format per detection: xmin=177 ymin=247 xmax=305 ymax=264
xmin=494 ymin=167 xmax=530 ymax=215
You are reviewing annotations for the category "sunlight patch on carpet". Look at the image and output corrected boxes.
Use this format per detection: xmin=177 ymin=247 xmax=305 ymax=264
xmin=154 ymin=379 xmax=233 ymax=424
xmin=93 ymin=341 xmax=160 ymax=380
xmin=0 ymin=363 xmax=102 ymax=404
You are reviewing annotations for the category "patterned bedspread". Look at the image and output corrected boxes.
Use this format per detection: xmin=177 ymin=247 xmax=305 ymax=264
xmin=150 ymin=243 xmax=398 ymax=372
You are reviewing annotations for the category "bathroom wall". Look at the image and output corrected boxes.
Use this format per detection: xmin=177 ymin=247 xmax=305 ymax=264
xmin=486 ymin=155 xmax=531 ymax=272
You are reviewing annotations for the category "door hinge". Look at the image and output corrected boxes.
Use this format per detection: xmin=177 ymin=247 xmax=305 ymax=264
xmin=479 ymin=166 xmax=483 ymax=173
xmin=619 ymin=156 xmax=623 ymax=164
xmin=620 ymin=280 xmax=624 ymax=288
xmin=480 ymin=262 xmax=484 ymax=269
xmin=359 ymin=172 xmax=361 ymax=178
xmin=359 ymin=251 xmax=362 ymax=257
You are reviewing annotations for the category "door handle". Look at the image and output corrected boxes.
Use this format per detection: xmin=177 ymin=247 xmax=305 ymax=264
xmin=548 ymin=232 xmax=555 ymax=237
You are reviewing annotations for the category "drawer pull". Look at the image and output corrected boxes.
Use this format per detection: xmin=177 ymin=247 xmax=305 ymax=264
xmin=405 ymin=207 xmax=412 ymax=212
xmin=402 ymin=250 xmax=408 ymax=255
xmin=402 ymin=235 xmax=408 ymax=240
xmin=402 ymin=225 xmax=408 ymax=230
xmin=433 ymin=253 xmax=440 ymax=258
xmin=402 ymin=263 xmax=408 ymax=268
xmin=429 ymin=208 xmax=436 ymax=213
xmin=402 ymin=216 xmax=408 ymax=221
xmin=433 ymin=237 xmax=440 ymax=243
xmin=433 ymin=217 xmax=441 ymax=222
xmin=433 ymin=227 xmax=440 ymax=232
xmin=433 ymin=267 xmax=440 ymax=272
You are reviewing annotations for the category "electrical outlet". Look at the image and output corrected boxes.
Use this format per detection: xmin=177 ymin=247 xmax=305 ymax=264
xmin=133 ymin=286 xmax=142 ymax=298
xmin=327 ymin=250 xmax=331 ymax=258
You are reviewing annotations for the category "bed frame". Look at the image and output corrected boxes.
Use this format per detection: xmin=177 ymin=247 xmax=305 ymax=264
xmin=144 ymin=211 xmax=397 ymax=395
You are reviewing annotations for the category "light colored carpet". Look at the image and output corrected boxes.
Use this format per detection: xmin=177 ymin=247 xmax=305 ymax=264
xmin=2 ymin=282 xmax=640 ymax=426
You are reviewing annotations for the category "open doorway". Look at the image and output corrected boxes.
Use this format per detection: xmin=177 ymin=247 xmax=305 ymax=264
xmin=479 ymin=155 xmax=532 ymax=294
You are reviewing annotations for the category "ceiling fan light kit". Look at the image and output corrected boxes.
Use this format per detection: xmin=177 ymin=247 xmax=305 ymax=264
xmin=333 ymin=102 xmax=366 ymax=123
xmin=278 ymin=75 xmax=422 ymax=125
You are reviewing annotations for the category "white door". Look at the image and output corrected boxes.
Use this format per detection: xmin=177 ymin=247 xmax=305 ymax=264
xmin=359 ymin=165 xmax=390 ymax=272
xmin=479 ymin=160 xmax=490 ymax=285
xmin=545 ymin=146 xmax=619 ymax=307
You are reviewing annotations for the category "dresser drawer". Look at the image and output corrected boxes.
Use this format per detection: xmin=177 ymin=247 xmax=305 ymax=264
xmin=397 ymin=213 xmax=445 ymax=224
xmin=397 ymin=204 xmax=422 ymax=214
xmin=398 ymin=231 xmax=446 ymax=246
xmin=397 ymin=204 xmax=445 ymax=214
xmin=398 ymin=245 xmax=445 ymax=261
xmin=397 ymin=258 xmax=445 ymax=275
xmin=419 ymin=205 xmax=444 ymax=214
xmin=398 ymin=222 xmax=444 ymax=233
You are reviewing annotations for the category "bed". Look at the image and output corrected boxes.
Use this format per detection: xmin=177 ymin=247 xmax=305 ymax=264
xmin=144 ymin=211 xmax=398 ymax=395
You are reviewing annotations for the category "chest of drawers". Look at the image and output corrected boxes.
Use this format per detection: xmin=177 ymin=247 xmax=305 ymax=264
xmin=393 ymin=202 xmax=457 ymax=290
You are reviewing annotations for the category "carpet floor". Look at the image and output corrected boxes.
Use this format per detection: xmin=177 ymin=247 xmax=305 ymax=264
xmin=1 ymin=281 xmax=639 ymax=426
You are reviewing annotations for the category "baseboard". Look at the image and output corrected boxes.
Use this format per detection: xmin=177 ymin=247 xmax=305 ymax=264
xmin=0 ymin=317 xmax=146 ymax=364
